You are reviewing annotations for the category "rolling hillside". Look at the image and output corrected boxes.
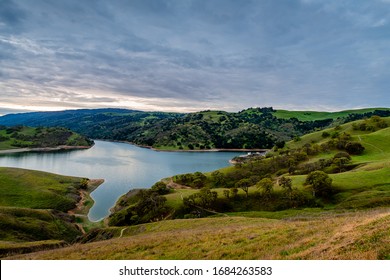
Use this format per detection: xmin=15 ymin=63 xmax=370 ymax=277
xmin=7 ymin=208 xmax=389 ymax=260
xmin=273 ymin=108 xmax=390 ymax=121
xmin=6 ymin=116 xmax=390 ymax=260
xmin=0 ymin=126 xmax=93 ymax=151
xmin=0 ymin=167 xmax=101 ymax=257
xmin=1 ymin=107 xmax=389 ymax=150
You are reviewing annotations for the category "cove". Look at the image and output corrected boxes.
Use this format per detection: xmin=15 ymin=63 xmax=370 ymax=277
xmin=0 ymin=140 xmax=244 ymax=221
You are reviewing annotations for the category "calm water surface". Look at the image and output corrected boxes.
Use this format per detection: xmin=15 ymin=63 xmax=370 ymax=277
xmin=0 ymin=140 xmax=244 ymax=221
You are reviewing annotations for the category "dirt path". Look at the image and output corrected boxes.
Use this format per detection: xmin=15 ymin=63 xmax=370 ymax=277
xmin=119 ymin=227 xmax=126 ymax=238
xmin=163 ymin=177 xmax=192 ymax=189
xmin=68 ymin=191 xmax=87 ymax=215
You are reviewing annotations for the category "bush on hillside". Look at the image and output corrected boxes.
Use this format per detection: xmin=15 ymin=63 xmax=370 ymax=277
xmin=345 ymin=141 xmax=365 ymax=155
xmin=305 ymin=171 xmax=333 ymax=198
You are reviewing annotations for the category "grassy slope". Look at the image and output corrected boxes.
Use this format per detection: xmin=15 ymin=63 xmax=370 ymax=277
xmin=6 ymin=117 xmax=390 ymax=260
xmin=287 ymin=118 xmax=388 ymax=148
xmin=286 ymin=118 xmax=390 ymax=207
xmin=0 ymin=208 xmax=80 ymax=243
xmin=273 ymin=108 xmax=390 ymax=121
xmin=9 ymin=208 xmax=389 ymax=260
xmin=0 ymin=167 xmax=89 ymax=257
xmin=0 ymin=167 xmax=82 ymax=211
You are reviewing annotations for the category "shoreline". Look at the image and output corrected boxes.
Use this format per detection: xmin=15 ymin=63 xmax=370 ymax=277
xmin=68 ymin=178 xmax=105 ymax=230
xmin=96 ymin=139 xmax=269 ymax=153
xmin=0 ymin=145 xmax=93 ymax=155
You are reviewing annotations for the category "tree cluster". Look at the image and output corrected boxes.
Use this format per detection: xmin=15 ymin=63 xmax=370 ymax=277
xmin=173 ymin=172 xmax=207 ymax=188
xmin=352 ymin=116 xmax=388 ymax=132
xmin=108 ymin=189 xmax=170 ymax=226
xmin=0 ymin=126 xmax=93 ymax=148
xmin=183 ymin=187 xmax=218 ymax=216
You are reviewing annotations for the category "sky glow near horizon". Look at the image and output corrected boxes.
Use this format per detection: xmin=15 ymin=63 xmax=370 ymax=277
xmin=1 ymin=0 xmax=390 ymax=114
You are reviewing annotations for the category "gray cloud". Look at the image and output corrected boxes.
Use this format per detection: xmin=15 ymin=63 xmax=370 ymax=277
xmin=0 ymin=0 xmax=27 ymax=31
xmin=0 ymin=0 xmax=389 ymax=113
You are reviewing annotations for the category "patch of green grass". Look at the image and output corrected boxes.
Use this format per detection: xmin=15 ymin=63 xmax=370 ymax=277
xmin=225 ymin=208 xmax=326 ymax=219
xmin=164 ymin=189 xmax=197 ymax=209
xmin=286 ymin=117 xmax=390 ymax=151
xmin=0 ymin=167 xmax=96 ymax=252
xmin=273 ymin=108 xmax=390 ymax=121
xmin=0 ymin=207 xmax=80 ymax=243
xmin=19 ymin=127 xmax=36 ymax=136
xmin=153 ymin=145 xmax=182 ymax=151
xmin=0 ymin=167 xmax=83 ymax=211
xmin=200 ymin=111 xmax=225 ymax=122
xmin=331 ymin=167 xmax=390 ymax=191
xmin=0 ymin=141 xmax=14 ymax=150
xmin=353 ymin=127 xmax=390 ymax=162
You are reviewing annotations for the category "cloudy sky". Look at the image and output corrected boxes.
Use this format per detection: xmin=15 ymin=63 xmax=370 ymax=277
xmin=1 ymin=0 xmax=390 ymax=114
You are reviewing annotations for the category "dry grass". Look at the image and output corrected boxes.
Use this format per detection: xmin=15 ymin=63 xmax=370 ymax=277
xmin=8 ymin=208 xmax=389 ymax=260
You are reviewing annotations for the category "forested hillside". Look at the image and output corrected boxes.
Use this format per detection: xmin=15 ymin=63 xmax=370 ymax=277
xmin=0 ymin=126 xmax=93 ymax=150
xmin=1 ymin=107 xmax=389 ymax=150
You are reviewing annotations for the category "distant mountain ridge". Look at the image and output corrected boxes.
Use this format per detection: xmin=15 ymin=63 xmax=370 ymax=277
xmin=0 ymin=107 xmax=389 ymax=150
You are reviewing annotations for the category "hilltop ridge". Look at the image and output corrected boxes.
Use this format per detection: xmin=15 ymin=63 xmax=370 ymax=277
xmin=1 ymin=107 xmax=389 ymax=150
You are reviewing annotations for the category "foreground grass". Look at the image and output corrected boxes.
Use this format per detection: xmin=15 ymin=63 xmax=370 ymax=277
xmin=0 ymin=207 xmax=80 ymax=243
xmin=0 ymin=240 xmax=67 ymax=258
xmin=9 ymin=208 xmax=389 ymax=260
xmin=0 ymin=167 xmax=102 ymax=257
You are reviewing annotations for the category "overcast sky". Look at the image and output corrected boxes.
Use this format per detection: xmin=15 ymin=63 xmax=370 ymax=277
xmin=1 ymin=0 xmax=390 ymax=114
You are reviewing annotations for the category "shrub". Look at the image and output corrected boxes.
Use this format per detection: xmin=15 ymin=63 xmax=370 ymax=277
xmin=230 ymin=188 xmax=239 ymax=198
xmin=322 ymin=131 xmax=330 ymax=138
xmin=256 ymin=178 xmax=273 ymax=198
xmin=305 ymin=171 xmax=333 ymax=198
xmin=333 ymin=151 xmax=351 ymax=160
xmin=151 ymin=181 xmax=171 ymax=195
xmin=79 ymin=178 xmax=89 ymax=190
xmin=345 ymin=141 xmax=365 ymax=155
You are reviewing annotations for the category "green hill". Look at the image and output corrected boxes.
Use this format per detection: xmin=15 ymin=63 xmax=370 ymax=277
xmin=0 ymin=126 xmax=93 ymax=151
xmin=0 ymin=167 xmax=100 ymax=257
xmin=273 ymin=108 xmax=390 ymax=121
xmin=8 ymin=115 xmax=390 ymax=260
xmin=1 ymin=107 xmax=389 ymax=150
xmin=7 ymin=208 xmax=389 ymax=260
xmin=0 ymin=167 xmax=86 ymax=211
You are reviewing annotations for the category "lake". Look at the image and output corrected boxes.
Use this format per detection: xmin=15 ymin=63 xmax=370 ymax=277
xmin=0 ymin=140 xmax=244 ymax=221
